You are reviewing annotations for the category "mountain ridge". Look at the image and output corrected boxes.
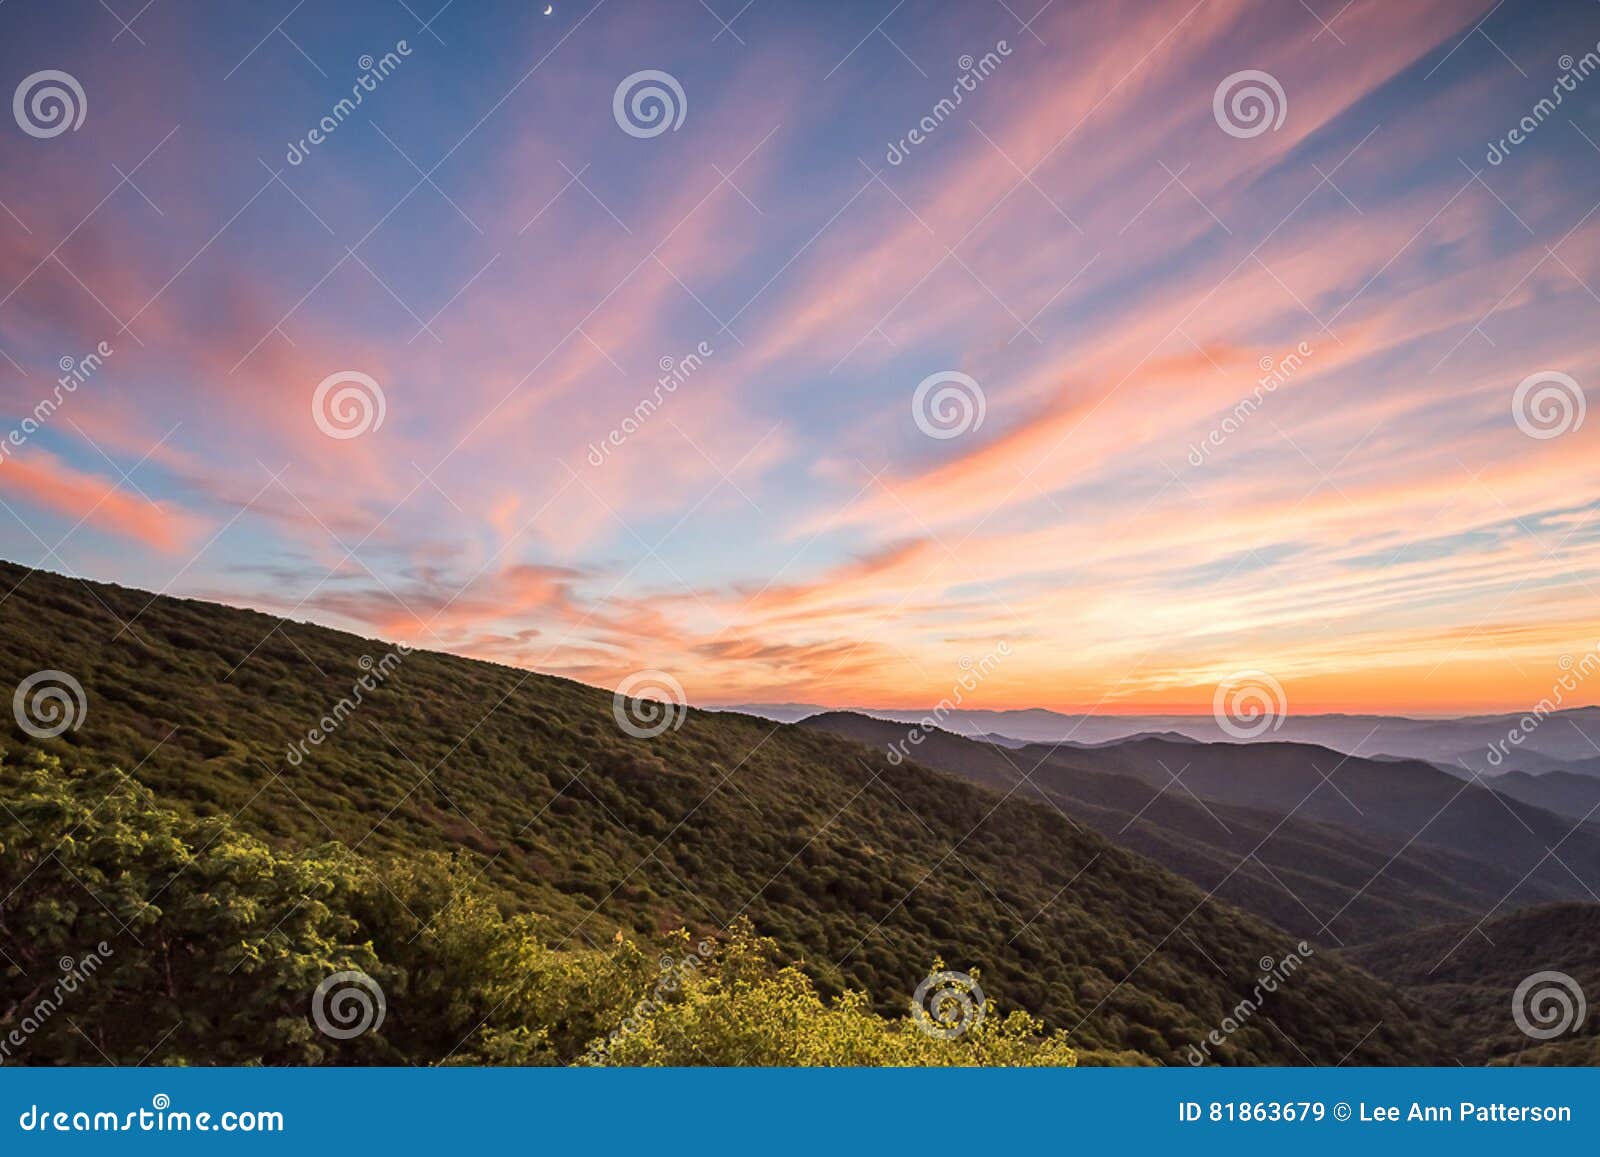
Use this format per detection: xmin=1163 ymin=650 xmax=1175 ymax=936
xmin=719 ymin=702 xmax=1600 ymax=773
xmin=0 ymin=559 xmax=1448 ymax=1065
xmin=798 ymin=711 xmax=1584 ymax=945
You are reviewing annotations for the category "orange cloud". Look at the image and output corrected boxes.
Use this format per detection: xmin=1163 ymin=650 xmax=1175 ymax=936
xmin=0 ymin=448 xmax=204 ymax=552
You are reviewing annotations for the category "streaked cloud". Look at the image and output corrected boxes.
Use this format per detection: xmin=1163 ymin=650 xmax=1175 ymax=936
xmin=0 ymin=0 xmax=1595 ymax=713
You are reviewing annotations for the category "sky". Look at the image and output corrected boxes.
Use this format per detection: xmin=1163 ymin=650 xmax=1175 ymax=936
xmin=1 ymin=0 xmax=1599 ymax=716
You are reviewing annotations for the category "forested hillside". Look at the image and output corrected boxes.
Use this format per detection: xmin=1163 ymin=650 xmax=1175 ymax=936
xmin=0 ymin=561 xmax=1445 ymax=1064
xmin=800 ymin=712 xmax=1580 ymax=944
xmin=1346 ymin=904 xmax=1600 ymax=1065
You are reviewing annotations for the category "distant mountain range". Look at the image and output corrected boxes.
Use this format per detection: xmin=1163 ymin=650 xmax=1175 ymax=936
xmin=800 ymin=712 xmax=1600 ymax=946
xmin=1348 ymin=904 xmax=1600 ymax=1065
xmin=4 ymin=560 xmax=1593 ymax=1066
xmin=0 ymin=560 xmax=1449 ymax=1066
xmin=716 ymin=702 xmax=1600 ymax=778
xmin=1489 ymin=770 xmax=1600 ymax=822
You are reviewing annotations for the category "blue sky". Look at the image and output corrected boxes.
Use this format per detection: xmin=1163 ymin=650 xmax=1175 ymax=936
xmin=2 ymin=0 xmax=1599 ymax=712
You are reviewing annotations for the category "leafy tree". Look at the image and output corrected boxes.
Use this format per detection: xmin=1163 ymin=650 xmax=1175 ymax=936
xmin=0 ymin=560 xmax=1450 ymax=1065
xmin=582 ymin=925 xmax=1077 ymax=1067
xmin=1 ymin=751 xmax=1076 ymax=1067
xmin=1 ymin=750 xmax=379 ymax=1063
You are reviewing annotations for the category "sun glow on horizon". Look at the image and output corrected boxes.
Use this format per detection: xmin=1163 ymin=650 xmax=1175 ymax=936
xmin=2 ymin=0 xmax=1598 ymax=717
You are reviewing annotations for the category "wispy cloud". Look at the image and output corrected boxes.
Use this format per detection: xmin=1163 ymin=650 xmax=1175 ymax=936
xmin=0 ymin=0 xmax=1595 ymax=712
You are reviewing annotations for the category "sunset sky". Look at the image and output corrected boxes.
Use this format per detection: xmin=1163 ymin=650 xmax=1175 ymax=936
xmin=2 ymin=0 xmax=1599 ymax=714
